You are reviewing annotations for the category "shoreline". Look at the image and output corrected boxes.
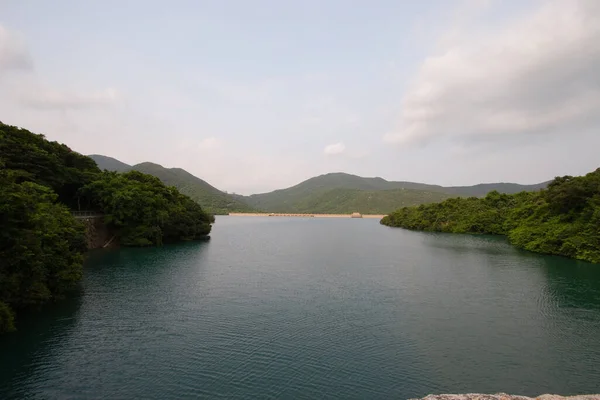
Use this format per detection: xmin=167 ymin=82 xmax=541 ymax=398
xmin=228 ymin=213 xmax=387 ymax=219
xmin=410 ymin=394 xmax=600 ymax=400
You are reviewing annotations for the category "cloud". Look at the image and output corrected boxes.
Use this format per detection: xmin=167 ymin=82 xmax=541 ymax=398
xmin=324 ymin=142 xmax=346 ymax=155
xmin=198 ymin=137 xmax=221 ymax=150
xmin=0 ymin=25 xmax=117 ymax=111
xmin=0 ymin=25 xmax=33 ymax=71
xmin=385 ymin=0 xmax=600 ymax=147
xmin=19 ymin=86 xmax=119 ymax=110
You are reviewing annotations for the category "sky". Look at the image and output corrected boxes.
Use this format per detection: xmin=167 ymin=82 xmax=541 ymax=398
xmin=1 ymin=0 xmax=599 ymax=194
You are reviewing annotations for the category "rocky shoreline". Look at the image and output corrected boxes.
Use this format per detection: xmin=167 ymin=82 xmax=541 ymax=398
xmin=410 ymin=395 xmax=600 ymax=400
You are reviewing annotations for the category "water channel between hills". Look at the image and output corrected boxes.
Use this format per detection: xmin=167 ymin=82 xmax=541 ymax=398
xmin=1 ymin=216 xmax=600 ymax=399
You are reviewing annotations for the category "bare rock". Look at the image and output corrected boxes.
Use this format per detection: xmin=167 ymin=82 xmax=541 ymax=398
xmin=410 ymin=394 xmax=600 ymax=400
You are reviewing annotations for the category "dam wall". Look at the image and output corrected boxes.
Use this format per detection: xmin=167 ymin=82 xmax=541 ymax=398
xmin=229 ymin=213 xmax=387 ymax=219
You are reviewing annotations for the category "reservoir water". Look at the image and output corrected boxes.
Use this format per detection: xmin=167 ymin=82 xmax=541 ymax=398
xmin=2 ymin=216 xmax=600 ymax=399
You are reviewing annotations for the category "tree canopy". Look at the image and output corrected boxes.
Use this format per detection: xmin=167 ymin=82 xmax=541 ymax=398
xmin=381 ymin=168 xmax=600 ymax=263
xmin=80 ymin=171 xmax=212 ymax=246
xmin=0 ymin=122 xmax=100 ymax=208
xmin=0 ymin=122 xmax=213 ymax=333
xmin=0 ymin=171 xmax=86 ymax=332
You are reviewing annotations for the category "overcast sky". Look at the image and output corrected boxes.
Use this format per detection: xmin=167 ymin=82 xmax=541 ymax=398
xmin=1 ymin=0 xmax=599 ymax=194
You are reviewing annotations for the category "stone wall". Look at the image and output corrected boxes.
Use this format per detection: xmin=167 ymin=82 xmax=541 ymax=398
xmin=79 ymin=217 xmax=115 ymax=249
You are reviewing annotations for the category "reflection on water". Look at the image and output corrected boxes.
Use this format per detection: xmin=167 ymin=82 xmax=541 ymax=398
xmin=1 ymin=218 xmax=600 ymax=399
xmin=540 ymin=256 xmax=600 ymax=311
xmin=0 ymin=296 xmax=82 ymax=398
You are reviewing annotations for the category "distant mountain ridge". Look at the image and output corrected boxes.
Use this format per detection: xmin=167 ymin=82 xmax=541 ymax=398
xmin=259 ymin=187 xmax=452 ymax=214
xmin=89 ymin=156 xmax=550 ymax=215
xmin=88 ymin=155 xmax=254 ymax=215
xmin=87 ymin=154 xmax=131 ymax=173
xmin=240 ymin=172 xmax=550 ymax=213
xmin=131 ymin=162 xmax=254 ymax=215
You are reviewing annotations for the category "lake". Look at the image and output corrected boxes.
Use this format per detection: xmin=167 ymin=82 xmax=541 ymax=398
xmin=2 ymin=216 xmax=600 ymax=399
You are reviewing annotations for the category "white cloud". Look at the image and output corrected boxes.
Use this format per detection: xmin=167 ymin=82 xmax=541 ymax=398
xmin=19 ymin=86 xmax=119 ymax=110
xmin=324 ymin=142 xmax=346 ymax=155
xmin=0 ymin=25 xmax=33 ymax=71
xmin=0 ymin=25 xmax=117 ymax=111
xmin=385 ymin=0 xmax=600 ymax=147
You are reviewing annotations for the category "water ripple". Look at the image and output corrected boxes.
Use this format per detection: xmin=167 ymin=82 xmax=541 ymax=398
xmin=2 ymin=218 xmax=600 ymax=399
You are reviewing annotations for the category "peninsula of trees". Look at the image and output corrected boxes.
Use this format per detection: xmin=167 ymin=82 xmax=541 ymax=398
xmin=381 ymin=169 xmax=600 ymax=264
xmin=0 ymin=122 xmax=213 ymax=333
xmin=89 ymin=155 xmax=255 ymax=215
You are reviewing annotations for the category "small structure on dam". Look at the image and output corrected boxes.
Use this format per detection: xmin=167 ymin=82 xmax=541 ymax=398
xmin=350 ymin=212 xmax=362 ymax=218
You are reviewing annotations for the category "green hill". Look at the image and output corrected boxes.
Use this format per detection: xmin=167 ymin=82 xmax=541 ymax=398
xmin=88 ymin=155 xmax=254 ymax=215
xmin=87 ymin=158 xmax=549 ymax=215
xmin=241 ymin=172 xmax=548 ymax=213
xmin=88 ymin=154 xmax=131 ymax=172
xmin=285 ymin=188 xmax=452 ymax=214
xmin=381 ymin=168 xmax=600 ymax=263
xmin=1 ymin=122 xmax=212 ymax=333
xmin=130 ymin=162 xmax=254 ymax=215
xmin=442 ymin=182 xmax=550 ymax=196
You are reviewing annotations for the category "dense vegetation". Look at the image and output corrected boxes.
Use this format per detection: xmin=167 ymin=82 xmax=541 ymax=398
xmin=0 ymin=123 xmax=101 ymax=208
xmin=131 ymin=162 xmax=255 ymax=215
xmin=381 ymin=169 xmax=600 ymax=263
xmin=1 ymin=122 xmax=212 ymax=333
xmin=89 ymin=159 xmax=549 ymax=215
xmin=0 ymin=171 xmax=87 ymax=333
xmin=89 ymin=155 xmax=255 ymax=215
xmin=255 ymin=187 xmax=451 ymax=214
xmin=241 ymin=172 xmax=548 ymax=214
xmin=81 ymin=171 xmax=213 ymax=246
xmin=95 ymin=156 xmax=455 ymax=215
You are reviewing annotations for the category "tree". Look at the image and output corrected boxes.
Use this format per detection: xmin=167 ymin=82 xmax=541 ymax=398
xmin=0 ymin=171 xmax=86 ymax=333
xmin=0 ymin=122 xmax=100 ymax=208
xmin=382 ymin=168 xmax=600 ymax=263
xmin=80 ymin=171 xmax=212 ymax=246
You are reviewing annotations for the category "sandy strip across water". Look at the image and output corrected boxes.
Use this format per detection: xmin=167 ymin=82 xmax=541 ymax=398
xmin=228 ymin=213 xmax=386 ymax=219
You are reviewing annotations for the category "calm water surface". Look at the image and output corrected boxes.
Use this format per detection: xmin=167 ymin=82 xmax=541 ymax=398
xmin=2 ymin=217 xmax=600 ymax=399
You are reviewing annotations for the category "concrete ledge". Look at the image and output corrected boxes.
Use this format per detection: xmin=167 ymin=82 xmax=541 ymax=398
xmin=410 ymin=394 xmax=600 ymax=400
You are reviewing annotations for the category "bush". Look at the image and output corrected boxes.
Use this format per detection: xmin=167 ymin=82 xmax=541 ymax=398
xmin=382 ymin=169 xmax=600 ymax=263
xmin=0 ymin=302 xmax=16 ymax=334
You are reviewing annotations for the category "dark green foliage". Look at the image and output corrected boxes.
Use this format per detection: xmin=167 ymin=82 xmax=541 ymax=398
xmin=0 ymin=123 xmax=100 ymax=208
xmin=0 ymin=172 xmax=86 ymax=333
xmin=242 ymin=172 xmax=547 ymax=214
xmin=382 ymin=169 xmax=600 ymax=263
xmin=88 ymin=156 xmax=254 ymax=215
xmin=130 ymin=162 xmax=255 ymax=215
xmin=80 ymin=171 xmax=212 ymax=246
xmin=0 ymin=302 xmax=16 ymax=333
xmin=0 ymin=122 xmax=213 ymax=332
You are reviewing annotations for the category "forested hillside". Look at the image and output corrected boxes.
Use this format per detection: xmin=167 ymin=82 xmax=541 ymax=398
xmin=130 ymin=162 xmax=255 ymax=215
xmin=247 ymin=187 xmax=451 ymax=214
xmin=88 ymin=154 xmax=131 ymax=172
xmin=241 ymin=172 xmax=547 ymax=214
xmin=88 ymin=155 xmax=254 ymax=215
xmin=87 ymin=158 xmax=549 ymax=215
xmin=381 ymin=169 xmax=600 ymax=263
xmin=0 ymin=122 xmax=213 ymax=333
